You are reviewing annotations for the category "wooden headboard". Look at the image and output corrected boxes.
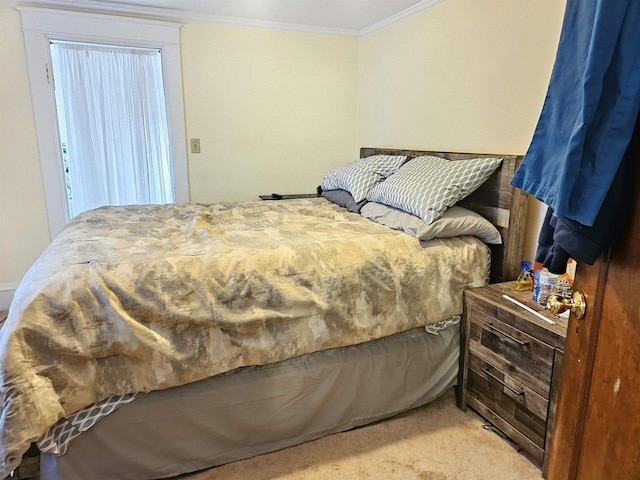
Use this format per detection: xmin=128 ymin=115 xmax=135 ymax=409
xmin=360 ymin=147 xmax=528 ymax=283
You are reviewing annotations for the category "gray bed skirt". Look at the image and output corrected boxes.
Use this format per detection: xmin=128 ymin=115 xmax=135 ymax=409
xmin=40 ymin=323 xmax=459 ymax=480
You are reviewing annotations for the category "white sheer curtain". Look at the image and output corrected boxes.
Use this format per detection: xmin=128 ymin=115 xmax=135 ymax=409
xmin=50 ymin=41 xmax=175 ymax=218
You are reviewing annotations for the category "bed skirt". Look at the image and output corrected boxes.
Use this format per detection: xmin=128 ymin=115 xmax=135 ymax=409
xmin=40 ymin=323 xmax=459 ymax=480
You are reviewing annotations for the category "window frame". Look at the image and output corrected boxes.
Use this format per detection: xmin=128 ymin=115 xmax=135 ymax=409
xmin=18 ymin=7 xmax=190 ymax=239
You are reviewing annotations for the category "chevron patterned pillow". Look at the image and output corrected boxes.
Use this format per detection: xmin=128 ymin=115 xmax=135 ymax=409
xmin=366 ymin=155 xmax=502 ymax=225
xmin=321 ymin=155 xmax=407 ymax=202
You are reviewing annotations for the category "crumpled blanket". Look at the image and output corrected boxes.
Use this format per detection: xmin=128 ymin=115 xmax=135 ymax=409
xmin=0 ymin=199 xmax=490 ymax=476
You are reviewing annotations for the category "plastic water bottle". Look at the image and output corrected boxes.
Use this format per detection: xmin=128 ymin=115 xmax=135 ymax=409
xmin=537 ymin=268 xmax=558 ymax=307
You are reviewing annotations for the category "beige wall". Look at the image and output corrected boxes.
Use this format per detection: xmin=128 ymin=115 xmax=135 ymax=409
xmin=0 ymin=2 xmax=51 ymax=296
xmin=358 ymin=0 xmax=566 ymax=262
xmin=0 ymin=0 xmax=565 ymax=306
xmin=180 ymin=22 xmax=359 ymax=203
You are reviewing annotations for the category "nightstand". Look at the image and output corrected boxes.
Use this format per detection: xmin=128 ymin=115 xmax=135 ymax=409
xmin=457 ymin=281 xmax=568 ymax=476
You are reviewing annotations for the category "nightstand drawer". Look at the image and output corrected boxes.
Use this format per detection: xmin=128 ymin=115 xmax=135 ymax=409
xmin=467 ymin=353 xmax=547 ymax=450
xmin=468 ymin=307 xmax=554 ymax=398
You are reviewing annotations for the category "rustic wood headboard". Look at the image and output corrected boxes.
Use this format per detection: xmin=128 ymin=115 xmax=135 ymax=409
xmin=360 ymin=147 xmax=528 ymax=283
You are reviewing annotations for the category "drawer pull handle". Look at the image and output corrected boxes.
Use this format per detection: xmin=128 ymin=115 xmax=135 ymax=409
xmin=485 ymin=322 xmax=529 ymax=347
xmin=482 ymin=367 xmax=525 ymax=396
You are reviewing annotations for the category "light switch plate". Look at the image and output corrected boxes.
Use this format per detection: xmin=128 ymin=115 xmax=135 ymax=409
xmin=190 ymin=138 xmax=201 ymax=154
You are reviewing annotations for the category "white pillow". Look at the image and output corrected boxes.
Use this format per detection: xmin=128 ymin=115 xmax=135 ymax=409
xmin=361 ymin=202 xmax=502 ymax=244
xmin=366 ymin=155 xmax=502 ymax=225
xmin=321 ymin=155 xmax=407 ymax=203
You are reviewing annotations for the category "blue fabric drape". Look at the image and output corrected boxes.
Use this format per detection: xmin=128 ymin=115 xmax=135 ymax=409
xmin=534 ymin=147 xmax=634 ymax=273
xmin=511 ymin=0 xmax=640 ymax=227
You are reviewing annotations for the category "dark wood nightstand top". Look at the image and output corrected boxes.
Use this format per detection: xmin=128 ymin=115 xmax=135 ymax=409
xmin=465 ymin=281 xmax=568 ymax=346
xmin=259 ymin=193 xmax=320 ymax=200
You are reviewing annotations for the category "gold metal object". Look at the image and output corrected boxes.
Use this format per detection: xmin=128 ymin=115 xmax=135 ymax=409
xmin=547 ymin=291 xmax=587 ymax=320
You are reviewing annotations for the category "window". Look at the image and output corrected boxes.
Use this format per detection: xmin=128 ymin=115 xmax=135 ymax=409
xmin=18 ymin=7 xmax=189 ymax=239
xmin=50 ymin=41 xmax=175 ymax=218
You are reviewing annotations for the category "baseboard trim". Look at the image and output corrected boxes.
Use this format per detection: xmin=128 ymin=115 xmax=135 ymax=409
xmin=0 ymin=284 xmax=18 ymax=311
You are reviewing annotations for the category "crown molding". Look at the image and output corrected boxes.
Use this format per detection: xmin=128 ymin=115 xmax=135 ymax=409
xmin=188 ymin=15 xmax=359 ymax=37
xmin=359 ymin=0 xmax=446 ymax=36
xmin=17 ymin=5 xmax=183 ymax=35
xmin=17 ymin=0 xmax=359 ymax=36
xmin=18 ymin=0 xmax=446 ymax=37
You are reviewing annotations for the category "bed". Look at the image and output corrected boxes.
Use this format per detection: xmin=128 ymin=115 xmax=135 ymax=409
xmin=2 ymin=148 xmax=527 ymax=480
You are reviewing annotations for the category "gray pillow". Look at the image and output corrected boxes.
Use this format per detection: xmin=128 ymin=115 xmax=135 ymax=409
xmin=321 ymin=189 xmax=368 ymax=213
xmin=360 ymin=202 xmax=502 ymax=244
xmin=366 ymin=155 xmax=502 ymax=225
xmin=321 ymin=155 xmax=407 ymax=203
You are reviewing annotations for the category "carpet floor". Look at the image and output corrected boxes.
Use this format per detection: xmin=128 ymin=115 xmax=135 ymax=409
xmin=173 ymin=388 xmax=544 ymax=480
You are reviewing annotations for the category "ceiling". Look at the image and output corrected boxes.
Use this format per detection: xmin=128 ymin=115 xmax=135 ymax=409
xmin=27 ymin=0 xmax=443 ymax=35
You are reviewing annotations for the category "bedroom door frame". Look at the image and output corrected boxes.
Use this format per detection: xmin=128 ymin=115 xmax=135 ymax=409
xmin=17 ymin=7 xmax=190 ymax=240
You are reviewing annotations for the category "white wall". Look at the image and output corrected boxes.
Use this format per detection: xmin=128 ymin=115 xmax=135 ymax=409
xmin=0 ymin=1 xmax=51 ymax=305
xmin=180 ymin=22 xmax=359 ymax=203
xmin=0 ymin=0 xmax=565 ymax=309
xmin=358 ymin=0 xmax=566 ymax=262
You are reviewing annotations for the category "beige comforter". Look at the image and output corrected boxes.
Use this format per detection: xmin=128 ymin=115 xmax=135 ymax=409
xmin=0 ymin=198 xmax=490 ymax=475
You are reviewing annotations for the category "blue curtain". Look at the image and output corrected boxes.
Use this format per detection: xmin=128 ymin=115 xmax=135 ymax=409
xmin=511 ymin=0 xmax=640 ymax=228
